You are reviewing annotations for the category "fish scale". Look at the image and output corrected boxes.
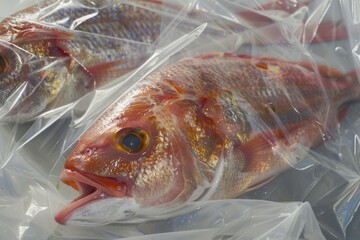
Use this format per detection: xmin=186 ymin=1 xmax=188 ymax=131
xmin=54 ymin=2 xmax=163 ymax=42
xmin=1 ymin=0 xmax=164 ymax=41
xmin=0 ymin=0 xmax=169 ymax=121
xmin=55 ymin=52 xmax=360 ymax=224
xmin=172 ymin=54 xmax=356 ymax=198
xmin=2 ymin=0 xmax=322 ymax=123
xmin=169 ymin=56 xmax=330 ymax=130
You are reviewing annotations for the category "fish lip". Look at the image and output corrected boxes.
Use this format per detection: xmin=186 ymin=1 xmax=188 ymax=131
xmin=55 ymin=169 xmax=128 ymax=225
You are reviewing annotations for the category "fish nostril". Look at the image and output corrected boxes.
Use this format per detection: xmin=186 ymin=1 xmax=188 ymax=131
xmin=85 ymin=148 xmax=94 ymax=157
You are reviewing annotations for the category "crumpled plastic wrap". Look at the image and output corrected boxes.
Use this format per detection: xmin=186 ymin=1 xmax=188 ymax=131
xmin=1 ymin=0 xmax=360 ymax=239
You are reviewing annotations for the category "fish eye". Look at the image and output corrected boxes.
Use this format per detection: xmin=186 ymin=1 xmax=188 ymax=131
xmin=0 ymin=55 xmax=8 ymax=73
xmin=122 ymin=133 xmax=142 ymax=151
xmin=113 ymin=128 xmax=149 ymax=153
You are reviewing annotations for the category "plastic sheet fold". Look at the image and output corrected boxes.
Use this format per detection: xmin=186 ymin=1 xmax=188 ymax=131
xmin=1 ymin=0 xmax=360 ymax=239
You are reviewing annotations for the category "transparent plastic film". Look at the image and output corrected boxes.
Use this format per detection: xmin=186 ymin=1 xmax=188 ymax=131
xmin=0 ymin=0 xmax=175 ymax=124
xmin=50 ymin=201 xmax=324 ymax=240
xmin=0 ymin=0 xmax=348 ymax=124
xmin=0 ymin=0 xmax=359 ymax=240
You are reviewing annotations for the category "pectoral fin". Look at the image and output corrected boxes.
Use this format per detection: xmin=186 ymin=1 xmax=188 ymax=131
xmin=236 ymin=121 xmax=323 ymax=173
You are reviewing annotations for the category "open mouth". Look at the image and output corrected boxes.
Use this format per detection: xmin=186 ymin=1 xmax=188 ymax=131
xmin=55 ymin=169 xmax=128 ymax=224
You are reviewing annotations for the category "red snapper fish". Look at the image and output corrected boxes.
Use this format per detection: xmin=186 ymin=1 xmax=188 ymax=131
xmin=0 ymin=0 xmax=348 ymax=122
xmin=0 ymin=0 xmax=167 ymax=121
xmin=55 ymin=52 xmax=359 ymax=224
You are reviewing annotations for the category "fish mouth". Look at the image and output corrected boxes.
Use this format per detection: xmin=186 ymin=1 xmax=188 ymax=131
xmin=55 ymin=169 xmax=128 ymax=225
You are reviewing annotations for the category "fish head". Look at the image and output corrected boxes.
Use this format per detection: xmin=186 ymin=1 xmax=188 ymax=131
xmin=56 ymin=91 xmax=209 ymax=224
xmin=0 ymin=28 xmax=98 ymax=121
xmin=0 ymin=40 xmax=71 ymax=121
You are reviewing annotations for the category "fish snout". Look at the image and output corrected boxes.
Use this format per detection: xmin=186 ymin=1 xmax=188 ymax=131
xmin=56 ymin=169 xmax=129 ymax=224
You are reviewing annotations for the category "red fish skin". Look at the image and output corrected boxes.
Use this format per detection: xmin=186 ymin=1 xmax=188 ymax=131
xmin=56 ymin=52 xmax=360 ymax=224
xmin=63 ymin=99 xmax=196 ymax=206
xmin=0 ymin=0 xmax=165 ymax=121
xmin=0 ymin=0 xmax=347 ymax=112
xmin=0 ymin=0 xmax=164 ymax=42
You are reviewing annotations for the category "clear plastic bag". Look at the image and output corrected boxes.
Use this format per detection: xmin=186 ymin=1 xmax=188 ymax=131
xmin=1 ymin=0 xmax=360 ymax=239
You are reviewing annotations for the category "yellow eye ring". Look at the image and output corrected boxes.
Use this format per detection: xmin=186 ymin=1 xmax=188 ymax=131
xmin=113 ymin=128 xmax=149 ymax=154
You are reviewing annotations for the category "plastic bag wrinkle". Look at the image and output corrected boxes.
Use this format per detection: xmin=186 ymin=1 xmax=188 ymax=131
xmin=2 ymin=0 xmax=360 ymax=239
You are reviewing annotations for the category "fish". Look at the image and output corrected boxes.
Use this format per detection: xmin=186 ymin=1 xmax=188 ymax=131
xmin=54 ymin=52 xmax=359 ymax=224
xmin=0 ymin=0 xmax=169 ymax=122
xmin=0 ymin=0 xmax=165 ymax=42
xmin=0 ymin=0 xmax=348 ymax=122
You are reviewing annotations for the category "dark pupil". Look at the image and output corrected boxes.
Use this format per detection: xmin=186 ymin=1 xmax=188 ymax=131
xmin=122 ymin=133 xmax=141 ymax=151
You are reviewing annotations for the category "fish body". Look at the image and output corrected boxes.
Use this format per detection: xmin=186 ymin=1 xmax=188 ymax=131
xmin=0 ymin=0 xmax=163 ymax=42
xmin=0 ymin=0 xmax=166 ymax=121
xmin=55 ymin=52 xmax=359 ymax=224
xmin=0 ymin=0 xmax=349 ymax=122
